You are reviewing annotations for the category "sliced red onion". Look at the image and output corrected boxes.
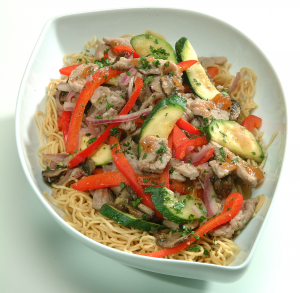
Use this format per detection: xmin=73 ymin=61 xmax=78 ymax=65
xmin=49 ymin=161 xmax=57 ymax=169
xmin=203 ymin=173 xmax=220 ymax=218
xmin=42 ymin=153 xmax=69 ymax=163
xmin=66 ymin=90 xmax=76 ymax=102
xmin=57 ymin=108 xmax=63 ymax=117
xmin=57 ymin=83 xmax=71 ymax=92
xmin=228 ymin=72 xmax=241 ymax=94
xmin=120 ymin=68 xmax=138 ymax=86
xmin=191 ymin=205 xmax=202 ymax=218
xmin=86 ymin=75 xmax=93 ymax=83
xmin=56 ymin=167 xmax=82 ymax=186
xmin=78 ymin=126 xmax=99 ymax=147
xmin=63 ymin=101 xmax=76 ymax=111
xmin=86 ymin=107 xmax=152 ymax=125
xmin=55 ymin=89 xmax=64 ymax=111
xmin=185 ymin=146 xmax=209 ymax=164
xmin=128 ymin=76 xmax=134 ymax=97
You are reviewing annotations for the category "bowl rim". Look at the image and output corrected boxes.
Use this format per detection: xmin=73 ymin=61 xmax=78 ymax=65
xmin=15 ymin=6 xmax=287 ymax=275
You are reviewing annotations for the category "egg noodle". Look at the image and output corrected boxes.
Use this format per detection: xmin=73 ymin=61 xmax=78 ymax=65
xmin=35 ymin=34 xmax=275 ymax=266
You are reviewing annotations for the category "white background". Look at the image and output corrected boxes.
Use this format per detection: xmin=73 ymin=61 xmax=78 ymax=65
xmin=1 ymin=0 xmax=299 ymax=292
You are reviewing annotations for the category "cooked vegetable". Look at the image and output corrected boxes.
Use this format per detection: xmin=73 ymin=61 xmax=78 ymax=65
xmin=139 ymin=192 xmax=243 ymax=258
xmin=176 ymin=136 xmax=208 ymax=159
xmin=80 ymin=135 xmax=112 ymax=166
xmin=68 ymin=77 xmax=143 ymax=168
xmin=99 ymin=204 xmax=165 ymax=232
xmin=145 ymin=187 xmax=206 ymax=224
xmin=59 ymin=64 xmax=80 ymax=76
xmin=241 ymin=115 xmax=262 ymax=133
xmin=206 ymin=67 xmax=218 ymax=79
xmin=207 ymin=119 xmax=264 ymax=163
xmin=175 ymin=37 xmax=220 ymax=100
xmin=176 ymin=117 xmax=202 ymax=135
xmin=65 ymin=67 xmax=123 ymax=154
xmin=61 ymin=110 xmax=70 ymax=143
xmin=138 ymin=95 xmax=186 ymax=157
xmin=130 ymin=34 xmax=178 ymax=63
xmin=112 ymin=45 xmax=140 ymax=58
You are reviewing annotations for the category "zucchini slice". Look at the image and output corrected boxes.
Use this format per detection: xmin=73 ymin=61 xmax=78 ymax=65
xmin=175 ymin=37 xmax=220 ymax=100
xmin=207 ymin=119 xmax=264 ymax=163
xmin=80 ymin=135 xmax=112 ymax=166
xmin=138 ymin=95 xmax=186 ymax=157
xmin=145 ymin=187 xmax=207 ymax=224
xmin=131 ymin=34 xmax=178 ymax=63
xmin=99 ymin=204 xmax=165 ymax=233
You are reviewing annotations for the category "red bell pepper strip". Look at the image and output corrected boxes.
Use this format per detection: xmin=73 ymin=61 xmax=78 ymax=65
xmin=110 ymin=135 xmax=163 ymax=218
xmin=193 ymin=148 xmax=214 ymax=166
xmin=176 ymin=117 xmax=202 ymax=135
xmin=183 ymin=84 xmax=193 ymax=93
xmin=61 ymin=110 xmax=71 ymax=143
xmin=112 ymin=46 xmax=140 ymax=58
xmin=207 ymin=67 xmax=218 ymax=79
xmin=139 ymin=192 xmax=243 ymax=258
xmin=172 ymin=125 xmax=189 ymax=152
xmin=59 ymin=64 xmax=80 ymax=76
xmin=65 ymin=67 xmax=123 ymax=154
xmin=159 ymin=132 xmax=173 ymax=189
xmin=241 ymin=115 xmax=262 ymax=134
xmin=177 ymin=60 xmax=198 ymax=72
xmin=57 ymin=116 xmax=62 ymax=131
xmin=176 ymin=136 xmax=208 ymax=159
xmin=72 ymin=171 xmax=188 ymax=194
xmin=67 ymin=77 xmax=143 ymax=168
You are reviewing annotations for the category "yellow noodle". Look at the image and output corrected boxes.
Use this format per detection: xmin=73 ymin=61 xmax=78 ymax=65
xmin=36 ymin=35 xmax=275 ymax=266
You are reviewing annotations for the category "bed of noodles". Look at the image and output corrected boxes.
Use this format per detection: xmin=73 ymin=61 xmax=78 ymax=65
xmin=35 ymin=33 xmax=276 ymax=266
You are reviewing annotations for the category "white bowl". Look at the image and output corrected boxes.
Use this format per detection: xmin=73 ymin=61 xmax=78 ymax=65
xmin=16 ymin=7 xmax=287 ymax=283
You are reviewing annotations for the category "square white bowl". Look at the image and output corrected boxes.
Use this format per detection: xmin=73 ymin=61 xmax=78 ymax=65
xmin=15 ymin=7 xmax=286 ymax=283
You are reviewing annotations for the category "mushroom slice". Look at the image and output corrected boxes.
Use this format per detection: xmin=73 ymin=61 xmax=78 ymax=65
xmin=210 ymin=174 xmax=235 ymax=198
xmin=136 ymin=203 xmax=155 ymax=219
xmin=114 ymin=186 xmax=137 ymax=211
xmin=156 ymin=229 xmax=192 ymax=249
xmin=229 ymin=99 xmax=241 ymax=121
xmin=125 ymin=204 xmax=145 ymax=219
xmin=79 ymin=157 xmax=96 ymax=176
xmin=42 ymin=168 xmax=68 ymax=184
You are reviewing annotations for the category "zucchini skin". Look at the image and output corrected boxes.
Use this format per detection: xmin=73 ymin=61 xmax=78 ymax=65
xmin=130 ymin=34 xmax=178 ymax=63
xmin=99 ymin=204 xmax=165 ymax=233
xmin=138 ymin=95 xmax=186 ymax=156
xmin=207 ymin=119 xmax=264 ymax=163
xmin=175 ymin=37 xmax=220 ymax=100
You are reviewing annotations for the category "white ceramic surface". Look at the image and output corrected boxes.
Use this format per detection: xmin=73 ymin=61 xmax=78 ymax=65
xmin=15 ymin=7 xmax=286 ymax=283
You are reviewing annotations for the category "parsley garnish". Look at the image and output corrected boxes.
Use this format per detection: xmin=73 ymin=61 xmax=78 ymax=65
xmin=155 ymin=142 xmax=168 ymax=154
xmin=132 ymin=197 xmax=143 ymax=207
xmin=187 ymin=245 xmax=201 ymax=252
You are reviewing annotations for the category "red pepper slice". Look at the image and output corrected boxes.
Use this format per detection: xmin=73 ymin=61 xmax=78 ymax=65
xmin=193 ymin=148 xmax=214 ymax=166
xmin=110 ymin=135 xmax=162 ymax=218
xmin=176 ymin=136 xmax=208 ymax=159
xmin=59 ymin=64 xmax=80 ymax=76
xmin=172 ymin=124 xmax=189 ymax=152
xmin=207 ymin=67 xmax=218 ymax=79
xmin=112 ymin=46 xmax=140 ymax=58
xmin=183 ymin=83 xmax=193 ymax=93
xmin=57 ymin=116 xmax=62 ymax=131
xmin=72 ymin=171 xmax=188 ymax=194
xmin=139 ymin=192 xmax=243 ymax=258
xmin=176 ymin=117 xmax=203 ymax=135
xmin=67 ymin=77 xmax=143 ymax=168
xmin=65 ymin=67 xmax=123 ymax=154
xmin=177 ymin=60 xmax=198 ymax=72
xmin=61 ymin=110 xmax=71 ymax=144
xmin=241 ymin=115 xmax=262 ymax=133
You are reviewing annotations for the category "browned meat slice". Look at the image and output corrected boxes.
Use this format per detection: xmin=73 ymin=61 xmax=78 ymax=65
xmin=190 ymin=98 xmax=230 ymax=121
xmin=150 ymin=76 xmax=164 ymax=93
xmin=208 ymin=141 xmax=262 ymax=187
xmin=198 ymin=56 xmax=227 ymax=67
xmin=229 ymin=99 xmax=241 ymax=121
xmin=90 ymin=86 xmax=126 ymax=114
xmin=95 ymin=44 xmax=118 ymax=63
xmin=68 ymin=63 xmax=99 ymax=92
xmin=92 ymin=188 xmax=115 ymax=210
xmin=119 ymin=120 xmax=137 ymax=133
xmin=169 ymin=158 xmax=199 ymax=181
xmin=210 ymin=198 xmax=259 ymax=238
xmin=103 ymin=37 xmax=131 ymax=47
xmin=140 ymin=93 xmax=165 ymax=110
xmin=160 ymin=75 xmax=184 ymax=97
xmin=138 ymin=135 xmax=171 ymax=174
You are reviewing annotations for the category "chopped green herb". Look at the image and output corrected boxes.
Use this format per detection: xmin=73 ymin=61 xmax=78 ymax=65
xmin=155 ymin=142 xmax=168 ymax=154
xmin=119 ymin=182 xmax=125 ymax=190
xmin=143 ymin=178 xmax=150 ymax=183
xmin=144 ymin=75 xmax=153 ymax=84
xmin=187 ymin=245 xmax=201 ymax=252
xmin=142 ymin=153 xmax=147 ymax=160
xmin=132 ymin=197 xmax=143 ymax=207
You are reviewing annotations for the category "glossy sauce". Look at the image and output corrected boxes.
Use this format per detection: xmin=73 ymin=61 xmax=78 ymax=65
xmin=140 ymin=135 xmax=157 ymax=153
xmin=212 ymin=94 xmax=232 ymax=111
xmin=80 ymin=66 xmax=95 ymax=78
